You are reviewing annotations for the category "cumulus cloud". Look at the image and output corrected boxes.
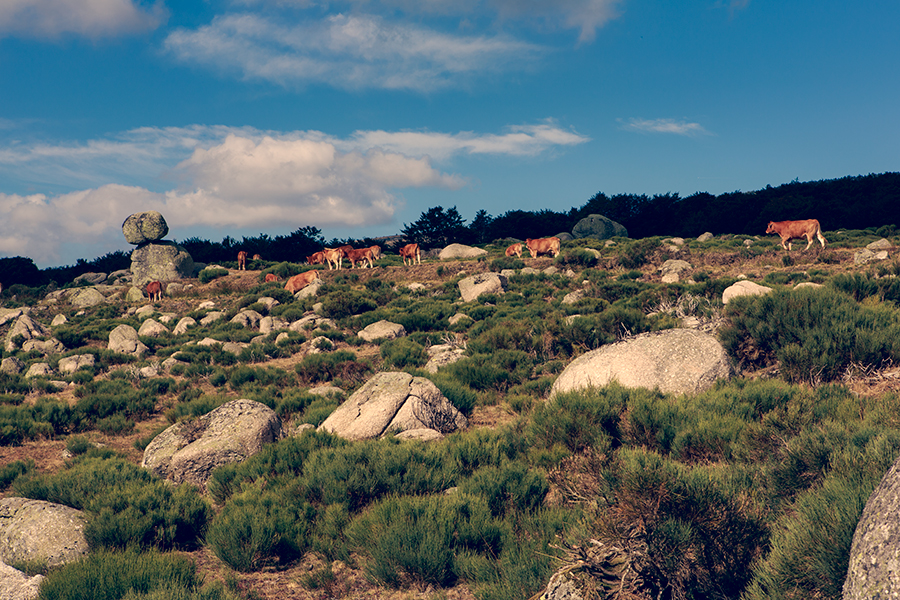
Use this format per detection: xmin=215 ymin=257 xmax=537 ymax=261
xmin=620 ymin=118 xmax=712 ymax=136
xmin=0 ymin=122 xmax=584 ymax=263
xmin=0 ymin=0 xmax=165 ymax=39
xmin=163 ymin=12 xmax=544 ymax=91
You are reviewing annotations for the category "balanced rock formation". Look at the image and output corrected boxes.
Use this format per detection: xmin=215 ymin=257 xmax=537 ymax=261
xmin=0 ymin=498 xmax=89 ymax=569
xmin=319 ymin=371 xmax=468 ymax=441
xmin=551 ymin=329 xmax=733 ymax=397
xmin=142 ymin=399 xmax=282 ymax=488
xmin=122 ymin=211 xmax=168 ymax=245
xmin=130 ymin=241 xmax=194 ymax=287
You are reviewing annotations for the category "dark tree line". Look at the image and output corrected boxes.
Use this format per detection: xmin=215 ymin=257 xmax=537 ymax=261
xmin=3 ymin=172 xmax=899 ymax=289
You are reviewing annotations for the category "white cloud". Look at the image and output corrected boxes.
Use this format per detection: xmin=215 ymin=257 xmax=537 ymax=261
xmin=621 ymin=118 xmax=712 ymax=136
xmin=0 ymin=122 xmax=584 ymax=263
xmin=0 ymin=0 xmax=165 ymax=39
xmin=163 ymin=13 xmax=544 ymax=91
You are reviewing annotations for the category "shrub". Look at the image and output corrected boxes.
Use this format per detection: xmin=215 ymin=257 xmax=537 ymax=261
xmin=345 ymin=493 xmax=503 ymax=588
xmin=14 ymin=456 xmax=210 ymax=551
xmin=528 ymin=386 xmax=629 ymax=454
xmin=0 ymin=459 xmax=33 ymax=490
xmin=458 ymin=461 xmax=548 ymax=517
xmin=294 ymin=350 xmax=371 ymax=386
xmin=720 ymin=286 xmax=900 ymax=383
xmin=207 ymin=484 xmax=313 ymax=572
xmin=198 ymin=268 xmax=229 ymax=284
xmin=36 ymin=549 xmax=204 ymax=600
xmin=380 ymin=338 xmax=427 ymax=369
xmin=320 ymin=290 xmax=377 ymax=319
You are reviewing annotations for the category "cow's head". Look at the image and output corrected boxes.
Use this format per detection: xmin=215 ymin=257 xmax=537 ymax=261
xmin=765 ymin=222 xmax=776 ymax=233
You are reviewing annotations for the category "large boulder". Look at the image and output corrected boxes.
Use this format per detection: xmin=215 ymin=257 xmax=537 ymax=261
xmin=142 ymin=399 xmax=282 ymax=488
xmin=358 ymin=320 xmax=407 ymax=342
xmin=458 ymin=273 xmax=507 ymax=303
xmin=122 ymin=211 xmax=169 ymax=245
xmin=4 ymin=315 xmax=50 ymax=352
xmin=424 ymin=344 xmax=466 ymax=373
xmin=69 ymin=288 xmax=106 ymax=308
xmin=0 ymin=498 xmax=89 ymax=569
xmin=551 ymin=329 xmax=734 ymax=397
xmin=439 ymin=244 xmax=488 ymax=260
xmin=722 ymin=280 xmax=773 ymax=304
xmin=319 ymin=372 xmax=468 ymax=441
xmin=108 ymin=324 xmax=149 ymax=356
xmin=73 ymin=272 xmax=106 ymax=285
xmin=57 ymin=354 xmax=96 ymax=374
xmin=571 ymin=214 xmax=628 ymax=240
xmin=130 ymin=241 xmax=195 ymax=287
xmin=659 ymin=259 xmax=693 ymax=284
xmin=0 ymin=560 xmax=44 ymax=600
xmin=844 ymin=454 xmax=900 ymax=599
xmin=137 ymin=318 xmax=169 ymax=338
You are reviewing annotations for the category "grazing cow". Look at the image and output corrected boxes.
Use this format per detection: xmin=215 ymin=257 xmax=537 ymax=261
xmin=322 ymin=248 xmax=344 ymax=270
xmin=765 ymin=219 xmax=827 ymax=251
xmin=345 ymin=247 xmax=374 ymax=269
xmin=237 ymin=251 xmax=248 ymax=270
xmin=367 ymin=245 xmax=382 ymax=261
xmin=307 ymin=251 xmax=326 ymax=266
xmin=145 ymin=280 xmax=164 ymax=302
xmin=505 ymin=243 xmax=523 ymax=258
xmin=284 ymin=270 xmax=320 ymax=293
xmin=525 ymin=237 xmax=561 ymax=258
xmin=264 ymin=273 xmax=281 ymax=283
xmin=252 ymin=254 xmax=261 ymax=260
xmin=398 ymin=243 xmax=421 ymax=266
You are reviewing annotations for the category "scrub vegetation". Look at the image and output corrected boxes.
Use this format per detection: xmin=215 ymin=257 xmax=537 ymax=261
xmin=3 ymin=224 xmax=900 ymax=600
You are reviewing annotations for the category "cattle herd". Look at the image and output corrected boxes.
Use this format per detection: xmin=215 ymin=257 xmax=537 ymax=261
xmin=143 ymin=219 xmax=825 ymax=300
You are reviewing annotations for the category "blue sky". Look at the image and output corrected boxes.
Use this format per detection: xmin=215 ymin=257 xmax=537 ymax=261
xmin=1 ymin=0 xmax=898 ymax=267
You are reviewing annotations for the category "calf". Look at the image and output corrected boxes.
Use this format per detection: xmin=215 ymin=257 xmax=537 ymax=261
xmin=252 ymin=254 xmax=261 ymax=260
xmin=237 ymin=251 xmax=248 ymax=270
xmin=284 ymin=270 xmax=320 ymax=293
xmin=264 ymin=273 xmax=281 ymax=283
xmin=505 ymin=243 xmax=523 ymax=258
xmin=765 ymin=219 xmax=827 ymax=251
xmin=398 ymin=243 xmax=421 ymax=266
xmin=307 ymin=251 xmax=326 ymax=266
xmin=145 ymin=280 xmax=164 ymax=302
xmin=525 ymin=236 xmax=561 ymax=258
xmin=344 ymin=247 xmax=374 ymax=269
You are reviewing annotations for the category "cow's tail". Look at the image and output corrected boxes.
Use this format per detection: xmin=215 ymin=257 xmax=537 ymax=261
xmin=815 ymin=221 xmax=827 ymax=248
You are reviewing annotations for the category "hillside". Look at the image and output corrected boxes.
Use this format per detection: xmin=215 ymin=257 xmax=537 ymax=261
xmin=3 ymin=232 xmax=900 ymax=600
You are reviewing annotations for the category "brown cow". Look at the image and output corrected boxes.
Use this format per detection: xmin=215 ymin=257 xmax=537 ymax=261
xmin=145 ymin=280 xmax=164 ymax=302
xmin=252 ymin=254 xmax=261 ymax=260
xmin=505 ymin=243 xmax=523 ymax=258
xmin=322 ymin=248 xmax=344 ymax=270
xmin=264 ymin=273 xmax=281 ymax=283
xmin=398 ymin=243 xmax=421 ymax=266
xmin=766 ymin=219 xmax=827 ymax=251
xmin=344 ymin=247 xmax=374 ymax=269
xmin=525 ymin=237 xmax=561 ymax=258
xmin=237 ymin=251 xmax=248 ymax=270
xmin=284 ymin=270 xmax=320 ymax=293
xmin=307 ymin=251 xmax=326 ymax=266
xmin=367 ymin=245 xmax=382 ymax=261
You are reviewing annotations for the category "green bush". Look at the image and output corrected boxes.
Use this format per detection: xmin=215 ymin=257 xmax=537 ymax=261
xmin=320 ymin=290 xmax=377 ymax=319
xmin=528 ymin=386 xmax=630 ymax=454
xmin=198 ymin=268 xmax=229 ymax=284
xmin=380 ymin=338 xmax=427 ymax=369
xmin=458 ymin=461 xmax=548 ymax=517
xmin=206 ymin=484 xmax=313 ymax=572
xmin=294 ymin=350 xmax=371 ymax=386
xmin=37 ymin=549 xmax=204 ymax=600
xmin=346 ymin=493 xmax=503 ymax=588
xmin=720 ymin=286 xmax=900 ymax=383
xmin=0 ymin=459 xmax=33 ymax=490
xmin=15 ymin=456 xmax=210 ymax=551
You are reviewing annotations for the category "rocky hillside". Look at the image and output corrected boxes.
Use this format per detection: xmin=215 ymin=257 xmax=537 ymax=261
xmin=3 ymin=232 xmax=900 ymax=600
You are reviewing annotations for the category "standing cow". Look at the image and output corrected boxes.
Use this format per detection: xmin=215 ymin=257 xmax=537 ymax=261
xmin=322 ymin=248 xmax=344 ymax=270
xmin=765 ymin=219 xmax=827 ymax=251
xmin=398 ymin=243 xmax=421 ymax=266
xmin=525 ymin=237 xmax=561 ymax=258
xmin=345 ymin=247 xmax=374 ymax=269
xmin=146 ymin=280 xmax=164 ymax=302
xmin=237 ymin=251 xmax=248 ymax=270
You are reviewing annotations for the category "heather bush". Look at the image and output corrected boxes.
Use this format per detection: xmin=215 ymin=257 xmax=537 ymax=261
xmin=380 ymin=337 xmax=427 ymax=369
